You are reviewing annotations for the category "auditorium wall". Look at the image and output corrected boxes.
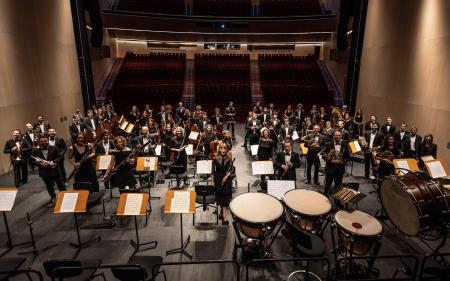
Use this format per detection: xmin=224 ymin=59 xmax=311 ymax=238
xmin=0 ymin=0 xmax=83 ymax=174
xmin=357 ymin=0 xmax=450 ymax=164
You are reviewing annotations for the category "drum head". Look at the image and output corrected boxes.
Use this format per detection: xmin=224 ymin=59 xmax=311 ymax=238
xmin=380 ymin=177 xmax=419 ymax=236
xmin=335 ymin=210 xmax=382 ymax=236
xmin=284 ymin=189 xmax=332 ymax=216
xmin=230 ymin=193 xmax=283 ymax=224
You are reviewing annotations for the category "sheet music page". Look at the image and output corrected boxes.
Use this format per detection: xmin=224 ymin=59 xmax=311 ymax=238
xmin=252 ymin=161 xmax=274 ymax=175
xmin=197 ymin=160 xmax=212 ymax=174
xmin=185 ymin=144 xmax=194 ymax=156
xmin=0 ymin=190 xmax=18 ymax=211
xmin=188 ymin=131 xmax=199 ymax=141
xmin=292 ymin=131 xmax=300 ymax=141
xmin=60 ymin=193 xmax=79 ymax=213
xmin=267 ymin=180 xmax=295 ymax=200
xmin=421 ymin=155 xmax=435 ymax=162
xmin=250 ymin=145 xmax=259 ymax=156
xmin=98 ymin=155 xmax=112 ymax=170
xmin=144 ymin=157 xmax=157 ymax=171
xmin=427 ymin=161 xmax=447 ymax=178
xmin=124 ymin=193 xmax=143 ymax=215
xmin=353 ymin=140 xmax=361 ymax=153
xmin=395 ymin=160 xmax=410 ymax=175
xmin=155 ymin=144 xmax=162 ymax=156
xmin=170 ymin=191 xmax=191 ymax=213
xmin=120 ymin=121 xmax=129 ymax=130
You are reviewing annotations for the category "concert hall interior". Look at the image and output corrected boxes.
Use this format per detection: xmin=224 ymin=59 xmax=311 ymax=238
xmin=1 ymin=0 xmax=450 ymax=280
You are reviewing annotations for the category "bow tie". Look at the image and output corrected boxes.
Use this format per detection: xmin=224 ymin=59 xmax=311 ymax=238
xmin=50 ymin=137 xmax=55 ymax=141
xmin=103 ymin=141 xmax=108 ymax=144
xmin=335 ymin=142 xmax=341 ymax=145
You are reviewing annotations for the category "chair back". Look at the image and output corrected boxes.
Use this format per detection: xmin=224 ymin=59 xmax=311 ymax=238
xmin=111 ymin=266 xmax=146 ymax=281
xmin=43 ymin=259 xmax=82 ymax=279
xmin=194 ymin=185 xmax=216 ymax=205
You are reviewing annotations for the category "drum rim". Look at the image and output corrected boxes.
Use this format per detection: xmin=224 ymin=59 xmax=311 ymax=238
xmin=283 ymin=189 xmax=332 ymax=216
xmin=230 ymin=192 xmax=284 ymax=224
xmin=334 ymin=210 xmax=383 ymax=237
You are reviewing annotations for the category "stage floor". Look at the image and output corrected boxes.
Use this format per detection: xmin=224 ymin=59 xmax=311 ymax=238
xmin=0 ymin=124 xmax=448 ymax=280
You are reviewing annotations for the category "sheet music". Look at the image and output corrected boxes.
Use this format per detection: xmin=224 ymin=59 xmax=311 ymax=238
xmin=120 ymin=121 xmax=129 ymax=130
xmin=188 ymin=131 xmax=199 ymax=141
xmin=197 ymin=160 xmax=212 ymax=174
xmin=97 ymin=155 xmax=112 ymax=170
xmin=250 ymin=145 xmax=259 ymax=156
xmin=292 ymin=131 xmax=300 ymax=141
xmin=185 ymin=144 xmax=194 ymax=156
xmin=60 ymin=193 xmax=79 ymax=213
xmin=427 ymin=161 xmax=447 ymax=178
xmin=0 ymin=190 xmax=18 ymax=211
xmin=155 ymin=144 xmax=162 ymax=156
xmin=124 ymin=193 xmax=144 ymax=215
xmin=353 ymin=140 xmax=361 ymax=153
xmin=170 ymin=191 xmax=191 ymax=213
xmin=395 ymin=160 xmax=410 ymax=175
xmin=252 ymin=161 xmax=274 ymax=175
xmin=144 ymin=157 xmax=157 ymax=171
xmin=267 ymin=180 xmax=295 ymax=200
xmin=421 ymin=155 xmax=435 ymax=162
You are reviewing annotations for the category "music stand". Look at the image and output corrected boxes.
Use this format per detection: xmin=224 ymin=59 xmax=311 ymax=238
xmin=252 ymin=161 xmax=275 ymax=192
xmin=116 ymin=193 xmax=157 ymax=257
xmin=0 ymin=188 xmax=32 ymax=257
xmin=165 ymin=190 xmax=196 ymax=259
xmin=169 ymin=165 xmax=187 ymax=189
xmin=136 ymin=157 xmax=161 ymax=204
xmin=18 ymin=212 xmax=58 ymax=258
xmin=54 ymin=190 xmax=101 ymax=258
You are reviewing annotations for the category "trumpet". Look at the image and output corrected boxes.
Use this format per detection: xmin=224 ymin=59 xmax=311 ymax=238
xmin=11 ymin=145 xmax=22 ymax=162
xmin=31 ymin=155 xmax=57 ymax=168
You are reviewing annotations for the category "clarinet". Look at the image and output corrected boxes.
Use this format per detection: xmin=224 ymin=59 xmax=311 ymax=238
xmin=221 ymin=157 xmax=236 ymax=188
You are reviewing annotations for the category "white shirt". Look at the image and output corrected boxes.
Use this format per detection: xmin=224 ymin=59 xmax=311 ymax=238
xmin=103 ymin=141 xmax=110 ymax=154
xmin=143 ymin=136 xmax=149 ymax=152
xmin=90 ymin=119 xmax=96 ymax=130
xmin=49 ymin=138 xmax=56 ymax=146
xmin=410 ymin=136 xmax=416 ymax=151
xmin=15 ymin=141 xmax=21 ymax=149
xmin=263 ymin=115 xmax=267 ymax=122
xmin=386 ymin=125 xmax=391 ymax=132
xmin=216 ymin=116 xmax=220 ymax=123
xmin=273 ymin=119 xmax=277 ymax=125
xmin=284 ymin=152 xmax=291 ymax=163
xmin=39 ymin=124 xmax=45 ymax=133
xmin=369 ymin=133 xmax=376 ymax=148
xmin=334 ymin=142 xmax=342 ymax=152
xmin=252 ymin=120 xmax=256 ymax=126
xmin=285 ymin=127 xmax=289 ymax=136
xmin=400 ymin=131 xmax=405 ymax=140
xmin=42 ymin=149 xmax=48 ymax=159
xmin=28 ymin=132 xmax=34 ymax=141
xmin=76 ymin=123 xmax=81 ymax=132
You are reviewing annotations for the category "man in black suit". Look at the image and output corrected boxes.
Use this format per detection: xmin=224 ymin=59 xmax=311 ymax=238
xmin=175 ymin=101 xmax=186 ymax=122
xmin=279 ymin=117 xmax=294 ymax=141
xmin=23 ymin=123 xmax=37 ymax=147
xmin=245 ymin=112 xmax=261 ymax=146
xmin=134 ymin=126 xmax=156 ymax=156
xmin=363 ymin=123 xmax=384 ymax=178
xmin=4 ymin=130 xmax=32 ymax=187
xmin=323 ymin=131 xmax=349 ymax=195
xmin=156 ymin=105 xmax=168 ymax=125
xmin=258 ymin=107 xmax=271 ymax=127
xmin=48 ymin=128 xmax=67 ymax=182
xmin=402 ymin=126 xmax=422 ymax=159
xmin=31 ymin=136 xmax=66 ymax=205
xmin=305 ymin=125 xmax=325 ymax=185
xmin=210 ymin=108 xmax=224 ymax=130
xmin=294 ymin=103 xmax=305 ymax=132
xmin=335 ymin=120 xmax=351 ymax=141
xmin=83 ymin=110 xmax=99 ymax=134
xmin=364 ymin=115 xmax=379 ymax=133
xmin=273 ymin=140 xmax=301 ymax=181
xmin=394 ymin=123 xmax=410 ymax=155
xmin=225 ymin=101 xmax=236 ymax=138
xmin=95 ymin=131 xmax=114 ymax=156
xmin=33 ymin=115 xmax=51 ymax=134
xmin=380 ymin=117 xmax=396 ymax=136
xmin=69 ymin=114 xmax=86 ymax=145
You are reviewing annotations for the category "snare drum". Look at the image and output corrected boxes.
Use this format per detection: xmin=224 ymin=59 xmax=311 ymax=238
xmin=334 ymin=210 xmax=382 ymax=256
xmin=230 ymin=193 xmax=284 ymax=239
xmin=283 ymin=189 xmax=332 ymax=233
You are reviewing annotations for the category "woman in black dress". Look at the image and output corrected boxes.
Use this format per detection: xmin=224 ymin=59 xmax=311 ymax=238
xmin=169 ymin=127 xmax=188 ymax=173
xmin=353 ymin=108 xmax=364 ymax=136
xmin=257 ymin=128 xmax=275 ymax=161
xmin=419 ymin=134 xmax=438 ymax=168
xmin=212 ymin=143 xmax=235 ymax=224
xmin=68 ymin=133 xmax=99 ymax=191
xmin=202 ymin=124 xmax=217 ymax=159
xmin=377 ymin=135 xmax=400 ymax=183
xmin=104 ymin=136 xmax=137 ymax=189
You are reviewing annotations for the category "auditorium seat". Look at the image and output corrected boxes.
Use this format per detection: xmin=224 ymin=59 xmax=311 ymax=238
xmin=116 ymin=0 xmax=185 ymax=15
xmin=260 ymin=0 xmax=323 ymax=16
xmin=193 ymin=0 xmax=251 ymax=17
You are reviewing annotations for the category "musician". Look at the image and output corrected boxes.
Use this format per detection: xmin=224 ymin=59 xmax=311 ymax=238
xmin=402 ymin=126 xmax=422 ymax=159
xmin=34 ymin=115 xmax=51 ymax=134
xmin=95 ymin=131 xmax=114 ymax=156
xmin=257 ymin=128 xmax=275 ymax=161
xmin=242 ymin=111 xmax=253 ymax=148
xmin=353 ymin=108 xmax=364 ymax=136
xmin=105 ymin=104 xmax=116 ymax=120
xmin=135 ymin=126 xmax=156 ymax=156
xmin=302 ymin=116 xmax=314 ymax=136
xmin=335 ymin=120 xmax=351 ymax=141
xmin=156 ymin=105 xmax=168 ymax=125
xmin=246 ymin=112 xmax=261 ymax=146
xmin=175 ymin=102 xmax=186 ymax=121
xmin=395 ymin=123 xmax=410 ymax=155
xmin=169 ymin=127 xmax=188 ymax=173
xmin=221 ymin=130 xmax=233 ymax=150
xmin=104 ymin=136 xmax=137 ymax=189
xmin=212 ymin=143 xmax=235 ymax=224
xmin=343 ymin=113 xmax=356 ymax=138
xmin=364 ymin=115 xmax=379 ymax=133
xmin=96 ymin=108 xmax=107 ymax=122
xmin=305 ymin=125 xmax=325 ymax=185
xmin=284 ymin=104 xmax=294 ymax=120
xmin=309 ymin=105 xmax=319 ymax=123
xmin=225 ymin=101 xmax=236 ymax=137
xmin=318 ymin=107 xmax=328 ymax=123
xmin=128 ymin=105 xmax=140 ymax=124
xmin=322 ymin=121 xmax=334 ymax=143
xmin=161 ymin=123 xmax=174 ymax=160
xmin=380 ymin=117 xmax=396 ymax=136
xmin=23 ymin=123 xmax=37 ymax=148
xmin=202 ymin=124 xmax=218 ymax=159
xmin=83 ymin=109 xmax=99 ymax=135
xmin=69 ymin=114 xmax=86 ymax=144
xmin=273 ymin=140 xmax=301 ymax=181
xmin=196 ymin=113 xmax=209 ymax=132
xmin=147 ymin=119 xmax=160 ymax=139
xmin=4 ymin=130 xmax=31 ymax=187
xmin=341 ymin=105 xmax=349 ymax=118
xmin=279 ymin=117 xmax=294 ymax=140
xmin=419 ymin=134 xmax=437 ymax=168
xmin=363 ymin=123 xmax=384 ymax=179
xmin=377 ymin=135 xmax=400 ymax=181
xmin=68 ymin=133 xmax=99 ymax=191
xmin=210 ymin=108 xmax=224 ymax=130
xmin=194 ymin=105 xmax=204 ymax=123
xmin=294 ymin=103 xmax=305 ymax=132
xmin=269 ymin=112 xmax=282 ymax=132
xmin=253 ymin=101 xmax=262 ymax=115
xmin=31 ymin=135 xmax=66 ymax=205
xmin=268 ymin=102 xmax=276 ymax=118
xmin=258 ymin=107 xmax=271 ymax=127
xmin=48 ymin=129 xmax=67 ymax=182
xmin=323 ymin=131 xmax=349 ymax=195
xmin=139 ymin=110 xmax=150 ymax=128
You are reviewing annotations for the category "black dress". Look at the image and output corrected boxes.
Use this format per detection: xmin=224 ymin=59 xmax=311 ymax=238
xmin=212 ymin=156 xmax=235 ymax=207
xmin=73 ymin=145 xmax=99 ymax=191
xmin=170 ymin=137 xmax=187 ymax=172
xmin=257 ymin=138 xmax=274 ymax=161
xmin=377 ymin=146 xmax=400 ymax=182
xmin=111 ymin=150 xmax=137 ymax=189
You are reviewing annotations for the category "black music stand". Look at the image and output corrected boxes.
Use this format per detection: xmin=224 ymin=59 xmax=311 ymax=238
xmin=169 ymin=165 xmax=187 ymax=189
xmin=18 ymin=213 xmax=58 ymax=257
xmin=0 ymin=211 xmax=32 ymax=257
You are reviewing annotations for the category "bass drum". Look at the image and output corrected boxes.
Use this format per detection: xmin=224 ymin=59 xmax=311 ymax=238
xmin=380 ymin=172 xmax=449 ymax=236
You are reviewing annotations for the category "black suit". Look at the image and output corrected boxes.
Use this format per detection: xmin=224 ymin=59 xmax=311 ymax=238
xmin=394 ymin=130 xmax=410 ymax=151
xmin=273 ymin=150 xmax=301 ymax=181
xmin=133 ymin=135 xmax=155 ymax=156
xmin=294 ymin=109 xmax=305 ymax=132
xmin=83 ymin=117 xmax=99 ymax=133
xmin=402 ymin=134 xmax=422 ymax=159
xmin=69 ymin=122 xmax=86 ymax=144
xmin=23 ymin=131 xmax=36 ymax=148
xmin=305 ymin=133 xmax=325 ymax=183
xmin=279 ymin=124 xmax=294 ymax=140
xmin=33 ymin=122 xmax=51 ymax=134
xmin=49 ymin=137 xmax=67 ymax=180
xmin=364 ymin=131 xmax=384 ymax=177
xmin=4 ymin=138 xmax=32 ymax=187
xmin=245 ymin=118 xmax=261 ymax=145
xmin=380 ymin=124 xmax=396 ymax=136
xmin=210 ymin=115 xmax=224 ymax=127
xmin=31 ymin=146 xmax=66 ymax=198
xmin=95 ymin=140 xmax=114 ymax=155
xmin=323 ymin=141 xmax=349 ymax=195
xmin=258 ymin=113 xmax=271 ymax=126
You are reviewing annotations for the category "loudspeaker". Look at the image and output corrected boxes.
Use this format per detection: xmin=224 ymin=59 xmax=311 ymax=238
xmin=84 ymin=0 xmax=103 ymax=47
xmin=336 ymin=0 xmax=354 ymax=51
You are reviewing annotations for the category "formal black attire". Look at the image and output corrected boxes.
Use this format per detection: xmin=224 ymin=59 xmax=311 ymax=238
xmin=418 ymin=142 xmax=437 ymax=168
xmin=294 ymin=109 xmax=305 ymax=132
xmin=323 ymin=140 xmax=349 ymax=195
xmin=170 ymin=137 xmax=188 ymax=172
xmin=175 ymin=107 xmax=186 ymax=121
xmin=203 ymin=132 xmax=217 ymax=159
xmin=402 ymin=134 xmax=422 ymax=159
xmin=257 ymin=138 xmax=275 ymax=161
xmin=394 ymin=130 xmax=410 ymax=150
xmin=364 ymin=121 xmax=380 ymax=133
xmin=31 ymin=146 xmax=66 ymax=198
xmin=273 ymin=150 xmax=301 ymax=181
xmin=34 ymin=122 xmax=51 ymax=134
xmin=72 ymin=144 xmax=99 ymax=191
xmin=4 ymin=138 xmax=31 ymax=187
xmin=83 ymin=117 xmax=99 ymax=133
xmin=305 ymin=133 xmax=325 ymax=184
xmin=110 ymin=150 xmax=137 ymax=189
xmin=258 ymin=113 xmax=271 ymax=127
xmin=49 ymin=136 xmax=67 ymax=181
xmin=245 ymin=118 xmax=261 ymax=145
xmin=279 ymin=124 xmax=294 ymax=140
xmin=95 ymin=140 xmax=114 ymax=189
xmin=363 ymin=131 xmax=384 ymax=178
xmin=210 ymin=115 xmax=224 ymax=128
xmin=69 ymin=122 xmax=86 ymax=144
xmin=322 ymin=128 xmax=334 ymax=143
xmin=212 ymin=156 xmax=235 ymax=207
xmin=134 ymin=135 xmax=156 ymax=156
xmin=377 ymin=146 xmax=400 ymax=182
xmin=381 ymin=123 xmax=396 ymax=136
xmin=225 ymin=106 xmax=236 ymax=136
